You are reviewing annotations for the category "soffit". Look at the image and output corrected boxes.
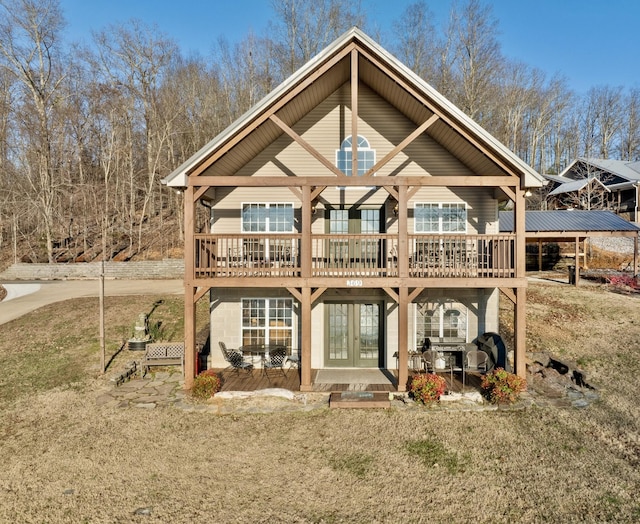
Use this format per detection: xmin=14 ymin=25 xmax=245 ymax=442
xmin=202 ymin=56 xmax=350 ymax=177
xmin=183 ymin=29 xmax=540 ymax=185
xmin=357 ymin=53 xmax=509 ymax=177
xmin=204 ymin=47 xmax=508 ymax=179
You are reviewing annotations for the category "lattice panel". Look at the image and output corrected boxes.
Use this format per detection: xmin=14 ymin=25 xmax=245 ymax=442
xmin=146 ymin=342 xmax=184 ymax=358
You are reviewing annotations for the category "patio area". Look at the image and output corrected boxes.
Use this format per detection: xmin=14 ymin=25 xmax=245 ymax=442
xmin=215 ymin=367 xmax=484 ymax=394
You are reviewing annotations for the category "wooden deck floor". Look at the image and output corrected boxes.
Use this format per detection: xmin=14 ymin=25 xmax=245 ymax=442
xmin=215 ymin=368 xmax=483 ymax=393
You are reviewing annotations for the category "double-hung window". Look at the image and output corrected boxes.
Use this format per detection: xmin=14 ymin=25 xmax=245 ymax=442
xmin=242 ymin=203 xmax=293 ymax=232
xmin=413 ymin=203 xmax=467 ymax=262
xmin=414 ymin=203 xmax=467 ymax=233
xmin=241 ymin=203 xmax=294 ymax=261
xmin=242 ymin=298 xmax=293 ymax=347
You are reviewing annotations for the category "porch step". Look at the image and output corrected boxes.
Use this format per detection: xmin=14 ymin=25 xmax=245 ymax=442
xmin=329 ymin=391 xmax=391 ymax=409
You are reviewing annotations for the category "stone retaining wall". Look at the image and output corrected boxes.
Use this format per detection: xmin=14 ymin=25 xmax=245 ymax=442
xmin=0 ymin=260 xmax=185 ymax=281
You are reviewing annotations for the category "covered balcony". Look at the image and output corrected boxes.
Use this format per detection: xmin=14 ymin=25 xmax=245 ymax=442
xmin=194 ymin=233 xmax=516 ymax=280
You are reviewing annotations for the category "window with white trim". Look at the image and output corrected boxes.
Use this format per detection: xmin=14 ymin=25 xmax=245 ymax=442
xmin=416 ymin=300 xmax=467 ymax=343
xmin=336 ymin=135 xmax=375 ymax=176
xmin=415 ymin=203 xmax=467 ymax=233
xmin=242 ymin=298 xmax=293 ymax=347
xmin=242 ymin=203 xmax=294 ymax=232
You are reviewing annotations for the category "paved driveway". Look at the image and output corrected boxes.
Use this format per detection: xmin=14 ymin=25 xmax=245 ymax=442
xmin=0 ymin=280 xmax=183 ymax=325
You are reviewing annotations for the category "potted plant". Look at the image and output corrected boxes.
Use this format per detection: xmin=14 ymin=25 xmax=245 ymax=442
xmin=481 ymin=367 xmax=526 ymax=404
xmin=409 ymin=373 xmax=447 ymax=404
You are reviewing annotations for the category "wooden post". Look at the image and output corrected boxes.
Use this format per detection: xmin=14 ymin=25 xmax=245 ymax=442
xmin=537 ymin=239 xmax=542 ymax=271
xmin=574 ymin=236 xmax=580 ymax=286
xmin=397 ymin=286 xmax=409 ymax=392
xmin=514 ymin=187 xmax=527 ymax=379
xmin=515 ymin=188 xmax=526 ymax=279
xmin=635 ymin=235 xmax=638 ymax=277
xmin=351 ymin=49 xmax=358 ymax=177
xmin=514 ymin=287 xmax=526 ymax=379
xmin=398 ymin=185 xmax=409 ymax=278
xmin=301 ymin=186 xmax=312 ymax=279
xmin=300 ymin=286 xmax=312 ymax=391
xmin=184 ymin=185 xmax=197 ymax=389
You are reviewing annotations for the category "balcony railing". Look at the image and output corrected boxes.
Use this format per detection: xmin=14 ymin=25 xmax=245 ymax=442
xmin=194 ymin=233 xmax=516 ymax=279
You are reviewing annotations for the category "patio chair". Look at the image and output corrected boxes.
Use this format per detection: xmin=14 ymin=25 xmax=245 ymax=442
xmin=261 ymin=347 xmax=288 ymax=381
xmin=466 ymin=349 xmax=489 ymax=373
xmin=285 ymin=348 xmax=300 ymax=369
xmin=422 ymin=349 xmax=457 ymax=390
xmin=421 ymin=350 xmax=435 ymax=373
xmin=219 ymin=341 xmax=253 ymax=375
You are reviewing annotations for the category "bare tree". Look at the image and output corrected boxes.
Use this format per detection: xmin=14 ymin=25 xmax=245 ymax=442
xmin=269 ymin=0 xmax=365 ymax=78
xmin=579 ymin=85 xmax=624 ymax=159
xmin=0 ymin=0 xmax=66 ymax=262
xmin=618 ymin=88 xmax=640 ymax=161
xmin=216 ymin=31 xmax=277 ymax=124
xmin=391 ymin=1 xmax=439 ymax=82
xmin=92 ymin=19 xmax=179 ymax=255
xmin=449 ymin=0 xmax=503 ymax=123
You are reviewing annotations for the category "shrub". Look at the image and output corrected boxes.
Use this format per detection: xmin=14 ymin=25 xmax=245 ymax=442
xmin=409 ymin=373 xmax=447 ymax=404
xmin=191 ymin=369 xmax=221 ymax=400
xmin=481 ymin=367 xmax=526 ymax=404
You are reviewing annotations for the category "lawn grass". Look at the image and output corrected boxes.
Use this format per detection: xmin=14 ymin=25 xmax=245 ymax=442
xmin=0 ymin=281 xmax=639 ymax=523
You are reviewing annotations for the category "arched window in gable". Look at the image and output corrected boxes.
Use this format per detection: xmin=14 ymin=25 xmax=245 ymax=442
xmin=336 ymin=135 xmax=375 ymax=176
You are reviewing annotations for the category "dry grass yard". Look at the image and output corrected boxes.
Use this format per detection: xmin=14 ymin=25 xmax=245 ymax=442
xmin=0 ymin=281 xmax=639 ymax=523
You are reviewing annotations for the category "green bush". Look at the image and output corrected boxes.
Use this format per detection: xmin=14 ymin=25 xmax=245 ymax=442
xmin=481 ymin=367 xmax=526 ymax=404
xmin=409 ymin=373 xmax=447 ymax=404
xmin=191 ymin=369 xmax=221 ymax=400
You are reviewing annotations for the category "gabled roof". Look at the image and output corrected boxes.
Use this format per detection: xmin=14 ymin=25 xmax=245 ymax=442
xmin=557 ymin=158 xmax=640 ymax=186
xmin=548 ymin=177 xmax=610 ymax=196
xmin=164 ymin=27 xmax=544 ymax=189
xmin=543 ymin=173 xmax=568 ymax=185
xmin=499 ymin=210 xmax=640 ymax=233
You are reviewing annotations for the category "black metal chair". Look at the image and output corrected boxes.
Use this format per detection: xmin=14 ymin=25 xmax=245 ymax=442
xmin=261 ymin=347 xmax=287 ymax=381
xmin=285 ymin=348 xmax=300 ymax=370
xmin=219 ymin=341 xmax=253 ymax=375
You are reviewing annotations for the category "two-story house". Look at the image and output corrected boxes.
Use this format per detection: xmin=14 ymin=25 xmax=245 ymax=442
xmin=164 ymin=28 xmax=544 ymax=392
xmin=545 ymin=158 xmax=640 ymax=221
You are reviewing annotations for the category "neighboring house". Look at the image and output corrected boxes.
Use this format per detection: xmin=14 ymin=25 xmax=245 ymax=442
xmin=163 ymin=28 xmax=544 ymax=391
xmin=545 ymin=158 xmax=640 ymax=221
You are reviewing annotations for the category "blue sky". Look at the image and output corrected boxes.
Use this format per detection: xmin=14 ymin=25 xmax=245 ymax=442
xmin=59 ymin=0 xmax=640 ymax=95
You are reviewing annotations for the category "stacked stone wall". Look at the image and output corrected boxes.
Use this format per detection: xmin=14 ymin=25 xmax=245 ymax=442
xmin=0 ymin=260 xmax=185 ymax=281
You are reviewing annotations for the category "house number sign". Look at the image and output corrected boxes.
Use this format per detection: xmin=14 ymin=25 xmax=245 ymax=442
xmin=346 ymin=279 xmax=363 ymax=287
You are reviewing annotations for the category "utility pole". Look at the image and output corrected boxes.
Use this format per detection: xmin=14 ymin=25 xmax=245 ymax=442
xmin=99 ymin=260 xmax=105 ymax=373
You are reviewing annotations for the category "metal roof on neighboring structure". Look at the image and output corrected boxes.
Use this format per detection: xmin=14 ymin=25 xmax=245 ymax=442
xmin=547 ymin=177 xmax=610 ymax=196
xmin=499 ymin=210 xmax=640 ymax=233
xmin=556 ymin=158 xmax=640 ymax=187
xmin=544 ymin=157 xmax=640 ymax=189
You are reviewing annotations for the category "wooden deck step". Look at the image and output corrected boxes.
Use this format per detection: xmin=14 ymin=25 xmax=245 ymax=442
xmin=329 ymin=391 xmax=391 ymax=409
